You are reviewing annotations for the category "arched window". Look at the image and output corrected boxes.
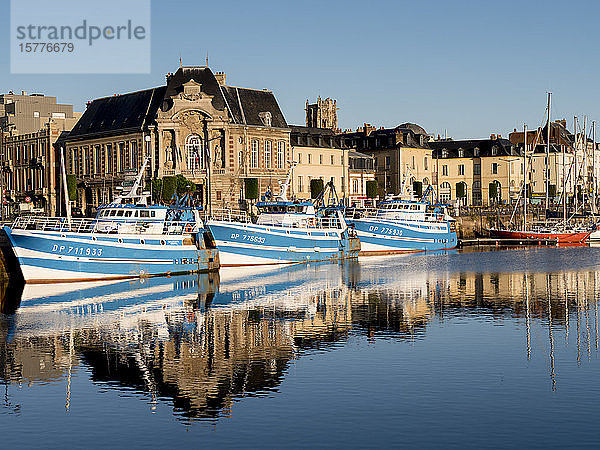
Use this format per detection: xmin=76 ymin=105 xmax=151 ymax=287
xmin=251 ymin=140 xmax=259 ymax=168
xmin=440 ymin=181 xmax=452 ymax=203
xmin=186 ymin=135 xmax=202 ymax=170
xmin=277 ymin=141 xmax=285 ymax=168
xmin=457 ymin=181 xmax=468 ymax=206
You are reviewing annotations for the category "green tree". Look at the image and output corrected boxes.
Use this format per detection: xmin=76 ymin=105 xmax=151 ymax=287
xmin=366 ymin=180 xmax=378 ymax=198
xmin=174 ymin=174 xmax=196 ymax=195
xmin=66 ymin=174 xmax=77 ymax=201
xmin=151 ymin=179 xmax=163 ymax=203
xmin=162 ymin=176 xmax=177 ymax=201
xmin=413 ymin=181 xmax=422 ymax=198
xmin=310 ymin=178 xmax=324 ymax=199
xmin=245 ymin=178 xmax=259 ymax=200
xmin=488 ymin=182 xmax=498 ymax=199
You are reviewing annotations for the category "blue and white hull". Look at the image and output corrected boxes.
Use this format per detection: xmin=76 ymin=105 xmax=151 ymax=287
xmin=4 ymin=226 xmax=219 ymax=283
xmin=208 ymin=221 xmax=360 ymax=266
xmin=349 ymin=218 xmax=457 ymax=254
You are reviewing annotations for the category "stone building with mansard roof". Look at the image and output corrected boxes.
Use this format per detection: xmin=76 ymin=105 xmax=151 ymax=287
xmin=62 ymin=66 xmax=290 ymax=215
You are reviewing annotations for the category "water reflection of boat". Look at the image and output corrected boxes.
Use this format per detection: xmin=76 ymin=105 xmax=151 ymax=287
xmin=9 ymin=274 xmax=218 ymax=338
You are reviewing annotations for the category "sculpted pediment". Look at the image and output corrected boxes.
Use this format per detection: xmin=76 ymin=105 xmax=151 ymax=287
xmin=180 ymin=79 xmax=204 ymax=101
xmin=173 ymin=109 xmax=207 ymax=131
xmin=157 ymin=78 xmax=230 ymax=124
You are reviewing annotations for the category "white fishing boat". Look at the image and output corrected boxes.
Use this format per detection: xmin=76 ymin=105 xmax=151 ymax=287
xmin=207 ymin=167 xmax=360 ymax=266
xmin=3 ymin=158 xmax=219 ymax=283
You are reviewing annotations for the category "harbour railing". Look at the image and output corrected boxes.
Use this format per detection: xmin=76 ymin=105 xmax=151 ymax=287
xmin=11 ymin=216 xmax=202 ymax=235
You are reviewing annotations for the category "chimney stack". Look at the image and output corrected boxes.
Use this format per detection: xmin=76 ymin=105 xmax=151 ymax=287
xmin=214 ymin=72 xmax=227 ymax=85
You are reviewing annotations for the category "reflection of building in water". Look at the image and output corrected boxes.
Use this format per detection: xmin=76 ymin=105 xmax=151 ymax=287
xmin=2 ymin=265 xmax=600 ymax=419
xmin=438 ymin=270 xmax=600 ymax=325
xmin=350 ymin=272 xmax=434 ymax=337
xmin=0 ymin=274 xmax=353 ymax=421
xmin=0 ymin=332 xmax=72 ymax=385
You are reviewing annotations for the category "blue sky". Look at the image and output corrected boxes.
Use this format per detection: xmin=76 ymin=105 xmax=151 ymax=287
xmin=1 ymin=0 xmax=599 ymax=139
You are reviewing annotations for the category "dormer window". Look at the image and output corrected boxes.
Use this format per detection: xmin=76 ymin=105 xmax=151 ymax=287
xmin=491 ymin=146 xmax=498 ymax=156
xmin=474 ymin=147 xmax=480 ymax=157
xmin=442 ymin=149 xmax=448 ymax=158
xmin=259 ymin=111 xmax=272 ymax=127
xmin=458 ymin=148 xmax=464 ymax=158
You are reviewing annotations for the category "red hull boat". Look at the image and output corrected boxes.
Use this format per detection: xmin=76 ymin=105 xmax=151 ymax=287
xmin=489 ymin=229 xmax=590 ymax=243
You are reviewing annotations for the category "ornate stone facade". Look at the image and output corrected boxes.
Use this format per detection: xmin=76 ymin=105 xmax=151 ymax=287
xmin=63 ymin=67 xmax=291 ymax=215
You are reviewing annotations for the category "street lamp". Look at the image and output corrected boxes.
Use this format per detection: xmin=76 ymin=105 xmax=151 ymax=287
xmin=201 ymin=131 xmax=223 ymax=217
xmin=144 ymin=134 xmax=151 ymax=200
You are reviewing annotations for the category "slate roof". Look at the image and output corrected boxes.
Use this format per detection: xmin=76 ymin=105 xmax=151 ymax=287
xmin=290 ymin=125 xmax=345 ymax=148
xmin=340 ymin=123 xmax=431 ymax=150
xmin=540 ymin=121 xmax=574 ymax=147
xmin=164 ymin=67 xmax=226 ymax=111
xmin=429 ymin=138 xmax=517 ymax=158
xmin=289 ymin=125 xmax=335 ymax=135
xmin=220 ymin=85 xmax=287 ymax=128
xmin=397 ymin=122 xmax=427 ymax=135
xmin=67 ymin=87 xmax=166 ymax=140
xmin=348 ymin=150 xmax=374 ymax=158
xmin=165 ymin=67 xmax=287 ymax=127
xmin=67 ymin=67 xmax=288 ymax=142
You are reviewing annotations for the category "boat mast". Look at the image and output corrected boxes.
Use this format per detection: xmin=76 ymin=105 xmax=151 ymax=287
xmin=523 ymin=123 xmax=527 ymax=232
xmin=277 ymin=162 xmax=297 ymax=202
xmin=60 ymin=146 xmax=71 ymax=227
xmin=545 ymin=93 xmax=551 ymax=213
xmin=574 ymin=116 xmax=578 ymax=213
xmin=594 ymin=120 xmax=597 ymax=214
xmin=563 ymin=126 xmax=567 ymax=227
xmin=584 ymin=116 xmax=588 ymax=213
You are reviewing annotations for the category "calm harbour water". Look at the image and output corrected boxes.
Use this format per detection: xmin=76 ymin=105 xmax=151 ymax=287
xmin=1 ymin=247 xmax=600 ymax=448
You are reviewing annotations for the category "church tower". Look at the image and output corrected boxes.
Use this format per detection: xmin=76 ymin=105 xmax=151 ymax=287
xmin=305 ymin=96 xmax=338 ymax=131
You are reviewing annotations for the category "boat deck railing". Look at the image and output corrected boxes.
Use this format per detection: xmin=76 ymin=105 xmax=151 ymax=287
xmin=348 ymin=208 xmax=448 ymax=223
xmin=210 ymin=209 xmax=250 ymax=223
xmin=315 ymin=216 xmax=344 ymax=230
xmin=11 ymin=216 xmax=202 ymax=235
xmin=210 ymin=208 xmax=346 ymax=230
